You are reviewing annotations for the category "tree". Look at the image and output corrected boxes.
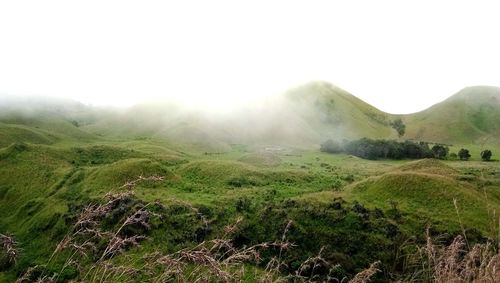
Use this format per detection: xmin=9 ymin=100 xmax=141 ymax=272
xmin=431 ymin=144 xmax=449 ymax=159
xmin=458 ymin=148 xmax=471 ymax=161
xmin=481 ymin=149 xmax=492 ymax=161
xmin=390 ymin=118 xmax=406 ymax=138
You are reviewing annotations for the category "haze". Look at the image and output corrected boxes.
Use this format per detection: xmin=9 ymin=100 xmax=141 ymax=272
xmin=1 ymin=1 xmax=500 ymax=114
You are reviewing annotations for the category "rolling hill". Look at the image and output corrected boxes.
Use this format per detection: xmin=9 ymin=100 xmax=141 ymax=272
xmin=403 ymin=86 xmax=500 ymax=146
xmin=284 ymin=81 xmax=395 ymax=140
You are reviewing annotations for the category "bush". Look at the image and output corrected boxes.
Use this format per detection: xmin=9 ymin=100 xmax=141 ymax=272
xmin=431 ymin=144 xmax=449 ymax=159
xmin=481 ymin=149 xmax=492 ymax=161
xmin=458 ymin=148 xmax=471 ymax=161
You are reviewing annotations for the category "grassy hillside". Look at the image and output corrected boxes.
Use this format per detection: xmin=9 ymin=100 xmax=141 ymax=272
xmin=0 ymin=97 xmax=98 ymax=147
xmin=285 ymin=81 xmax=396 ymax=140
xmin=403 ymin=86 xmax=500 ymax=147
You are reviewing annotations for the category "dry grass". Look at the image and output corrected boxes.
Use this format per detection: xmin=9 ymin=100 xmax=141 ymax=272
xmin=119 ymin=175 xmax=165 ymax=190
xmin=422 ymin=232 xmax=500 ymax=283
xmin=0 ymin=233 xmax=18 ymax=265
xmin=399 ymin=227 xmax=500 ymax=283
xmin=349 ymin=262 xmax=381 ymax=283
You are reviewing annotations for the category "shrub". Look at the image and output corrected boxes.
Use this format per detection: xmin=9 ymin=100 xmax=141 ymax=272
xmin=431 ymin=144 xmax=449 ymax=159
xmin=458 ymin=148 xmax=471 ymax=161
xmin=481 ymin=149 xmax=492 ymax=161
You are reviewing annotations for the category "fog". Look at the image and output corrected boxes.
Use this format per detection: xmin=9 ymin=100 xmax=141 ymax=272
xmin=1 ymin=81 xmax=381 ymax=150
xmin=1 ymin=1 xmax=500 ymax=114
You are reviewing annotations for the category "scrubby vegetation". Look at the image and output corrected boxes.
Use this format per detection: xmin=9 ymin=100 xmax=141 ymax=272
xmin=458 ymin=148 xmax=471 ymax=161
xmin=481 ymin=150 xmax=493 ymax=161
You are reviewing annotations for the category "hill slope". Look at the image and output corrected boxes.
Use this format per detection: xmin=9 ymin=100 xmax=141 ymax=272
xmin=284 ymin=81 xmax=396 ymax=140
xmin=403 ymin=86 xmax=500 ymax=146
xmin=0 ymin=96 xmax=98 ymax=146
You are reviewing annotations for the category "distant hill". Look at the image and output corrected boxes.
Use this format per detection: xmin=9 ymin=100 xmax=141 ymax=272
xmin=284 ymin=81 xmax=395 ymax=140
xmin=0 ymin=96 xmax=98 ymax=147
xmin=403 ymin=86 xmax=500 ymax=146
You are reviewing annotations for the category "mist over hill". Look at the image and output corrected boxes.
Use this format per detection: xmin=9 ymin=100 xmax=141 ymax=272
xmin=1 ymin=82 xmax=499 ymax=149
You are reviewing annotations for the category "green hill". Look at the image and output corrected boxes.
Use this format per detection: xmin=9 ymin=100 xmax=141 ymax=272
xmin=0 ymin=97 xmax=98 ymax=146
xmin=284 ymin=81 xmax=395 ymax=141
xmin=403 ymin=86 xmax=500 ymax=146
xmin=286 ymin=82 xmax=395 ymax=143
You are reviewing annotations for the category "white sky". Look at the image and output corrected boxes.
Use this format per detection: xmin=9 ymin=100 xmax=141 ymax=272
xmin=1 ymin=1 xmax=500 ymax=114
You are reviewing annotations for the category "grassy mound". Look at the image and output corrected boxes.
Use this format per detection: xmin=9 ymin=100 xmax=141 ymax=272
xmin=348 ymin=171 xmax=495 ymax=231
xmin=86 ymin=158 xmax=176 ymax=193
xmin=177 ymin=160 xmax=317 ymax=189
xmin=68 ymin=145 xmax=144 ymax=166
xmin=396 ymin=158 xmax=458 ymax=176
xmin=177 ymin=160 xmax=266 ymax=186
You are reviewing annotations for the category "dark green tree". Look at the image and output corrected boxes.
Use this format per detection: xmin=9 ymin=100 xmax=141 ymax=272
xmin=481 ymin=149 xmax=492 ymax=161
xmin=390 ymin=118 xmax=406 ymax=138
xmin=431 ymin=144 xmax=449 ymax=159
xmin=458 ymin=148 xmax=471 ymax=161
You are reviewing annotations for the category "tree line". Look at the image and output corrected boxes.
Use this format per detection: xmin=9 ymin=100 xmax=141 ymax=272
xmin=320 ymin=138 xmax=493 ymax=161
